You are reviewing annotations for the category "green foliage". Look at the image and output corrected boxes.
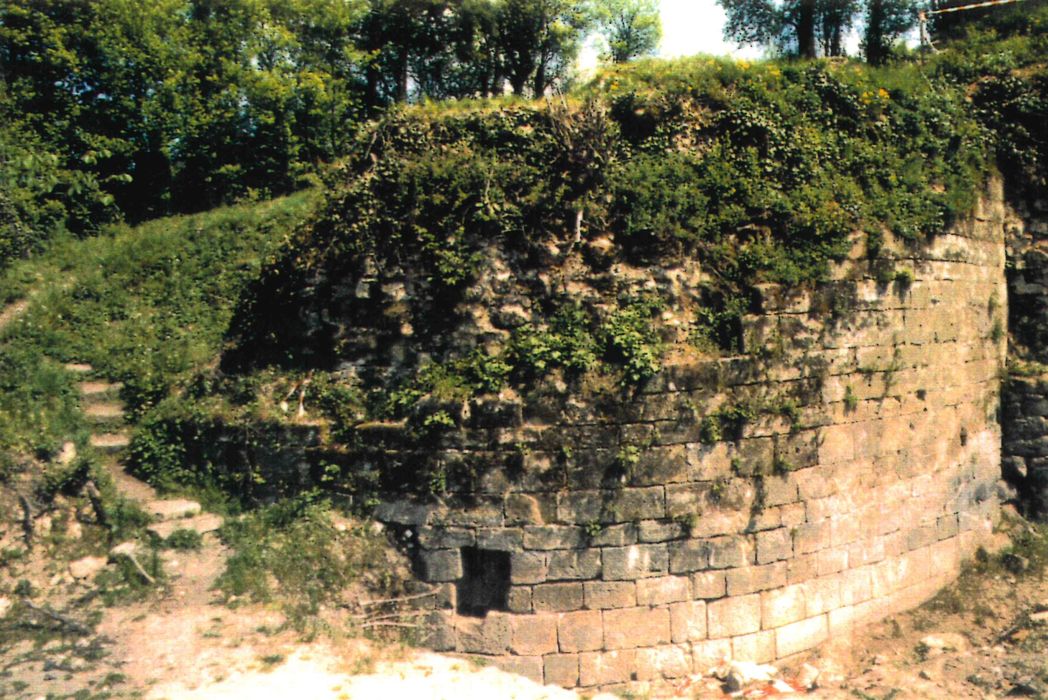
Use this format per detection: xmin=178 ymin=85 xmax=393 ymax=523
xmin=0 ymin=193 xmax=315 ymax=486
xmin=700 ymin=403 xmax=757 ymax=444
xmin=601 ymin=296 xmax=664 ymax=384
xmin=594 ymin=0 xmax=662 ymax=63
xmin=163 ymin=529 xmax=204 ymax=551
xmin=217 ymin=496 xmax=399 ymax=628
xmin=844 ymin=385 xmax=859 ymax=412
xmin=509 ymin=303 xmax=599 ymax=376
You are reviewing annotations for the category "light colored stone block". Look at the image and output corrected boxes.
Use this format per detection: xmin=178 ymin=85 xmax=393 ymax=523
xmin=761 ymin=583 xmax=807 ymax=629
xmin=557 ymin=610 xmax=604 ymax=652
xmin=732 ymin=630 xmax=776 ymax=663
xmin=603 ymin=606 xmax=671 ymax=649
xmin=669 ymin=600 xmax=707 ymax=643
xmin=636 ymin=575 xmax=691 ymax=606
xmin=707 ymin=594 xmax=761 ymax=639
xmin=775 ymin=614 xmax=828 ymax=657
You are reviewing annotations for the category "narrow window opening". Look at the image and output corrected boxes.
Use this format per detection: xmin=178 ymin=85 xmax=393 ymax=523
xmin=457 ymin=547 xmax=510 ymax=617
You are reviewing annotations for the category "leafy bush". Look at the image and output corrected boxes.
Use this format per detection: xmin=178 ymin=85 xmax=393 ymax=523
xmin=216 ymin=496 xmax=401 ymax=629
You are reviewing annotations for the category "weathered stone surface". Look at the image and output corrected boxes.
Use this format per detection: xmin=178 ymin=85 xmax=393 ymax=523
xmin=557 ymin=610 xmax=603 ymax=652
xmin=669 ymin=600 xmax=707 ymax=643
xmin=532 ymin=582 xmax=584 ymax=612
xmin=361 ymin=187 xmax=1014 ymax=689
xmin=583 ymin=581 xmax=636 ymax=609
xmin=421 ymin=550 xmax=462 ymax=582
xmin=579 ymin=649 xmax=637 ymax=686
xmin=547 ymin=549 xmax=601 ymax=580
xmin=544 ymin=653 xmax=580 ymax=687
xmin=603 ymin=607 xmax=671 ymax=649
xmin=707 ymin=594 xmax=761 ymax=639
xmin=603 ymin=544 xmax=668 ymax=580
xmin=510 ymin=613 xmax=558 ymax=655
xmin=636 ymin=575 xmax=690 ymax=606
xmin=775 ymin=614 xmax=828 ymax=657
xmin=458 ymin=613 xmax=512 ymax=654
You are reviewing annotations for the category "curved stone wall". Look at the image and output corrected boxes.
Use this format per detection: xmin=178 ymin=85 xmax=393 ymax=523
xmin=375 ymin=182 xmax=1009 ymax=691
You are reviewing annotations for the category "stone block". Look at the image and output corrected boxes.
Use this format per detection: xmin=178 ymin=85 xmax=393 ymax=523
xmin=544 ymin=653 xmax=580 ymax=688
xmin=557 ymin=490 xmax=603 ymax=524
xmin=731 ymin=630 xmax=776 ymax=663
xmin=804 ymin=575 xmax=842 ymax=615
xmin=583 ymin=581 xmax=636 ymax=609
xmin=668 ymin=539 xmax=710 ymax=573
xmin=817 ymin=547 xmax=849 ymax=576
xmin=547 ymin=549 xmax=602 ymax=580
xmin=761 ymin=584 xmax=806 ymax=629
xmin=726 ymin=562 xmax=787 ymax=596
xmin=511 ymin=613 xmax=559 ymax=656
xmin=508 ymin=586 xmax=533 ymax=613
xmin=589 ymin=524 xmax=637 ymax=547
xmin=636 ymin=575 xmax=691 ymax=606
xmin=533 ymin=582 xmax=584 ymax=612
xmin=558 ymin=610 xmax=604 ymax=652
xmin=423 ymin=611 xmax=457 ymax=651
xmin=458 ymin=612 xmax=512 ymax=654
xmin=794 ymin=520 xmax=830 ymax=555
xmin=709 ymin=536 xmax=752 ymax=569
xmin=505 ymin=494 xmax=545 ymax=525
xmin=788 ymin=553 xmax=818 ymax=583
xmin=603 ymin=606 xmax=671 ymax=649
xmin=603 ymin=544 xmax=668 ymax=580
xmin=492 ymin=655 xmax=543 ymax=683
xmin=523 ymin=526 xmax=585 ymax=550
xmin=638 ymin=519 xmax=687 ymax=543
xmin=691 ymin=571 xmax=727 ymax=599
xmin=841 ymin=567 xmax=873 ymax=606
xmin=669 ymin=600 xmax=708 ymax=643
xmin=579 ymin=649 xmax=636 ymax=686
xmin=707 ymin=594 xmax=761 ymax=638
xmin=418 ymin=528 xmax=475 ymax=550
xmin=421 ymin=549 xmax=462 ymax=582
xmin=634 ymin=644 xmax=692 ymax=680
xmin=609 ymin=487 xmax=666 ymax=522
xmin=477 ymin=528 xmax=523 ymax=551
xmin=756 ymin=528 xmax=792 ymax=564
xmin=691 ymin=639 xmax=733 ymax=673
xmin=762 ymin=474 xmax=799 ymax=506
xmin=510 ymin=551 xmax=548 ymax=584
xmin=775 ymin=614 xmax=828 ymax=657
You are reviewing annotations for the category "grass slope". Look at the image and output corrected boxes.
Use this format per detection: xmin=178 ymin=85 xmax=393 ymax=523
xmin=0 ymin=190 xmax=318 ymax=465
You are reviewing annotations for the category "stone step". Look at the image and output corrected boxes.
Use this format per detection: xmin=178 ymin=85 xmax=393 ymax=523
xmin=147 ymin=513 xmax=224 ymax=540
xmin=104 ymin=462 xmax=156 ymax=502
xmin=84 ymin=402 xmax=124 ymax=422
xmin=65 ymin=362 xmax=94 ymax=374
xmin=79 ymin=381 xmax=123 ymax=398
xmin=89 ymin=432 xmax=130 ymax=454
xmin=145 ymin=499 xmax=202 ymax=521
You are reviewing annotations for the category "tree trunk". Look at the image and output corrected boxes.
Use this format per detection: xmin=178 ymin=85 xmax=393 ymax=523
xmin=797 ymin=0 xmax=817 ymax=58
xmin=533 ymin=59 xmax=547 ymax=97
xmin=865 ymin=0 xmax=886 ymax=64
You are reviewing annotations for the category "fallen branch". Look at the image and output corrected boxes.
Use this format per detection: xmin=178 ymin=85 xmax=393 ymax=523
xmin=360 ymin=589 xmax=438 ymax=607
xmin=351 ymin=610 xmax=429 ymax=621
xmin=111 ymin=551 xmax=157 ymax=585
xmin=18 ymin=493 xmax=33 ymax=550
xmin=360 ymin=621 xmax=423 ymax=629
xmin=20 ymin=598 xmax=92 ymax=636
xmin=83 ymin=480 xmax=107 ymax=528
